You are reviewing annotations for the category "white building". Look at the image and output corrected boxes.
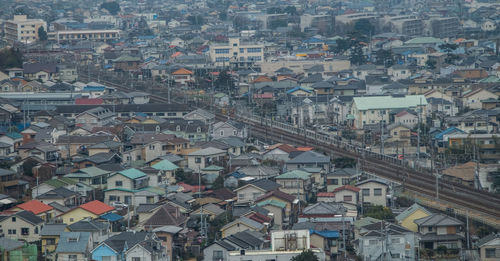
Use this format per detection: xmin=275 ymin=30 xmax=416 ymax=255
xmin=4 ymin=15 xmax=47 ymax=44
xmin=209 ymin=38 xmax=264 ymax=67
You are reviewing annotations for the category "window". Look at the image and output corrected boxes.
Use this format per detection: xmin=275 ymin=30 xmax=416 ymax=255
xmin=115 ymin=181 xmax=123 ymax=187
xmin=195 ymin=157 xmax=201 ymax=163
xmin=247 ymin=48 xmax=261 ymax=53
xmin=391 ymin=253 xmax=401 ymax=258
xmin=343 ymin=195 xmax=352 ymax=202
xmin=8 ymin=229 xmax=16 ymax=234
xmin=485 ymin=248 xmax=496 ymax=258
xmin=213 ymin=250 xmax=223 ymax=258
xmin=220 ymin=130 xmax=224 ymax=136
xmin=428 ymin=226 xmax=433 ymax=232
xmin=70 ymin=218 xmax=74 ymax=222
xmin=21 ymin=228 xmax=29 ymax=235
xmin=167 ymin=112 xmax=176 ymax=116
xmin=233 ymin=130 xmax=237 ymax=135
xmin=197 ymin=127 xmax=201 ymax=132
xmin=362 ymin=189 xmax=370 ymax=196
xmin=327 ymin=179 xmax=338 ymax=185
xmin=368 ymin=239 xmax=378 ymax=245
xmin=12 ymin=217 xmax=16 ymax=222
xmin=216 ymin=57 xmax=230 ymax=62
xmin=215 ymin=48 xmax=230 ymax=54
xmin=238 ymin=193 xmax=245 ymax=200
xmin=149 ymin=145 xmax=155 ymax=150
xmin=391 ymin=238 xmax=402 ymax=244
xmin=68 ymin=255 xmax=78 ymax=261
xmin=239 ymin=48 xmax=245 ymax=53
xmin=92 ymin=177 xmax=101 ymax=185
xmin=374 ymin=188 xmax=382 ymax=196
xmin=342 ymin=178 xmax=350 ymax=185
xmin=45 ymin=238 xmax=56 ymax=245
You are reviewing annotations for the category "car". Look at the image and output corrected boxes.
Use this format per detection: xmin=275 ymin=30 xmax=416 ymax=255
xmin=112 ymin=202 xmax=128 ymax=209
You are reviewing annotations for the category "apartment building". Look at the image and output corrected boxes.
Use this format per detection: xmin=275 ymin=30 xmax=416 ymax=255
xmin=428 ymin=17 xmax=461 ymax=38
xmin=4 ymin=15 xmax=47 ymax=44
xmin=47 ymin=29 xmax=121 ymax=42
xmin=209 ymin=38 xmax=264 ymax=68
xmin=383 ymin=15 xmax=424 ymax=36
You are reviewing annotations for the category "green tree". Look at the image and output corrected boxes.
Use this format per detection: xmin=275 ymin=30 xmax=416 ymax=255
xmin=354 ymin=19 xmax=375 ymax=36
xmin=350 ymin=44 xmax=366 ymax=66
xmin=426 ymin=59 xmax=437 ymax=69
xmin=215 ymin=70 xmax=235 ymax=94
xmin=100 ymin=1 xmax=120 ymax=15
xmin=492 ymin=171 xmax=500 ymax=192
xmin=0 ymin=48 xmax=23 ymax=71
xmin=375 ymin=49 xmax=394 ymax=67
xmin=212 ymin=175 xmax=224 ymax=190
xmin=364 ymin=206 xmax=394 ymax=220
xmin=22 ymin=158 xmax=39 ymax=177
xmin=187 ymin=15 xmax=205 ymax=26
xmin=334 ymin=157 xmax=357 ymax=168
xmin=284 ymin=6 xmax=298 ymax=15
xmin=219 ymin=11 xmax=227 ymax=21
xmin=291 ymin=250 xmax=319 ymax=261
xmin=267 ymin=7 xmax=283 ymax=14
xmin=38 ymin=26 xmax=48 ymax=41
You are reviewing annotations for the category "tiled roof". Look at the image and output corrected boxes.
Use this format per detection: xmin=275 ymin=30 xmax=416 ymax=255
xmin=275 ymin=170 xmax=311 ymax=180
xmin=15 ymin=200 xmax=53 ymax=215
xmin=55 ymin=232 xmax=91 ymax=254
xmin=256 ymin=189 xmax=296 ymax=203
xmin=79 ymin=200 xmax=114 ymax=215
xmin=117 ymin=168 xmax=147 ymax=179
xmin=333 ymin=185 xmax=360 ymax=193
xmin=152 ymin=160 xmax=179 ymax=171
xmin=317 ymin=192 xmax=335 ymax=197
xmin=256 ymin=199 xmax=287 ymax=209
xmin=172 ymin=68 xmax=193 ymax=75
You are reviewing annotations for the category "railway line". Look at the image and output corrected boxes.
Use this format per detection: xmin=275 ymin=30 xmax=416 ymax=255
xmin=78 ymin=74 xmax=500 ymax=227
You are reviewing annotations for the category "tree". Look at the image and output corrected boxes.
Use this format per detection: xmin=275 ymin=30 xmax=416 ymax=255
xmin=426 ymin=59 xmax=437 ymax=69
xmin=187 ymin=15 xmax=205 ymax=26
xmin=364 ymin=206 xmax=394 ymax=220
xmin=212 ymin=175 xmax=224 ymax=190
xmin=334 ymin=38 xmax=353 ymax=54
xmin=215 ymin=70 xmax=235 ymax=94
xmin=284 ymin=6 xmax=298 ymax=15
xmin=375 ymin=49 xmax=394 ymax=67
xmin=354 ymin=19 xmax=375 ymax=36
xmin=22 ymin=158 xmax=39 ymax=177
xmin=0 ymin=48 xmax=23 ymax=71
xmin=100 ymin=1 xmax=120 ymax=15
xmin=334 ymin=157 xmax=357 ymax=168
xmin=350 ymin=44 xmax=366 ymax=66
xmin=38 ymin=26 xmax=47 ymax=41
xmin=219 ymin=11 xmax=227 ymax=21
xmin=291 ymin=250 xmax=319 ymax=261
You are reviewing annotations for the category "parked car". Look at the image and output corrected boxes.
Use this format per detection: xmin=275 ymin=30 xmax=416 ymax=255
xmin=112 ymin=202 xmax=128 ymax=209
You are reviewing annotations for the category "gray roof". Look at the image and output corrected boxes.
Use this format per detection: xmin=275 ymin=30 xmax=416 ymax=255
xmin=248 ymin=179 xmax=281 ymax=192
xmin=196 ymin=203 xmax=224 ymax=216
xmin=14 ymin=210 xmax=44 ymax=225
xmin=136 ymin=204 xmax=161 ymax=213
xmin=0 ymin=168 xmax=15 ymax=176
xmin=49 ymin=202 xmax=71 ymax=213
xmin=0 ymin=237 xmax=23 ymax=251
xmin=414 ymin=213 xmax=464 ymax=227
xmin=67 ymin=219 xmax=109 ymax=232
xmin=329 ymin=168 xmax=358 ymax=177
xmin=37 ymin=187 xmax=79 ymax=199
xmin=41 ymin=224 xmax=68 ymax=236
xmin=55 ymin=232 xmax=91 ymax=253
xmin=419 ymin=233 xmax=464 ymax=242
xmin=287 ymin=151 xmax=330 ymax=164
xmin=478 ymin=233 xmax=500 ymax=247
xmin=395 ymin=203 xmax=432 ymax=222
xmin=188 ymin=147 xmax=226 ymax=156
xmin=223 ymin=216 xmax=265 ymax=231
xmin=356 ymin=178 xmax=389 ymax=187
xmin=100 ymin=232 xmax=150 ymax=252
xmin=152 ymin=225 xmax=183 ymax=234
xmin=302 ymin=202 xmax=344 ymax=215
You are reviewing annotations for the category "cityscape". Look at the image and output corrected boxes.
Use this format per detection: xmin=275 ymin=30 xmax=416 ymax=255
xmin=0 ymin=0 xmax=499 ymax=260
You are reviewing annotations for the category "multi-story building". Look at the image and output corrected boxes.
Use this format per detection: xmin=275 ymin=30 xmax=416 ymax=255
xmin=300 ymin=14 xmax=334 ymax=32
xmin=383 ymin=15 xmax=424 ymax=36
xmin=209 ymin=38 xmax=264 ymax=68
xmin=428 ymin=17 xmax=461 ymax=38
xmin=47 ymin=29 xmax=120 ymax=42
xmin=4 ymin=15 xmax=47 ymax=44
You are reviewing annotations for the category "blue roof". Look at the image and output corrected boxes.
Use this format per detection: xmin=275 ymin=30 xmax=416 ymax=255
xmin=137 ymin=35 xmax=156 ymax=40
xmin=5 ymin=132 xmax=22 ymax=139
xmin=303 ymin=37 xmax=323 ymax=44
xmin=287 ymin=86 xmax=312 ymax=94
xmin=83 ymin=86 xmax=106 ymax=91
xmin=309 ymin=229 xmax=339 ymax=238
xmin=229 ymin=171 xmax=246 ymax=179
xmin=100 ymin=212 xmax=123 ymax=222
xmin=55 ymin=232 xmax=91 ymax=253
xmin=434 ymin=127 xmax=465 ymax=140
xmin=103 ymin=64 xmax=113 ymax=69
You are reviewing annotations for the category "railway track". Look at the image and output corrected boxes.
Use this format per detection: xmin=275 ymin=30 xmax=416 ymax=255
xmin=78 ymin=74 xmax=500 ymax=227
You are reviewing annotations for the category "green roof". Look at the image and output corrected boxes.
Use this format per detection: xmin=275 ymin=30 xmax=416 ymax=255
xmin=395 ymin=203 xmax=431 ymax=222
xmin=45 ymin=177 xmax=77 ymax=188
xmin=354 ymin=217 xmax=380 ymax=229
xmin=405 ymin=37 xmax=443 ymax=45
xmin=144 ymin=186 xmax=165 ymax=195
xmin=301 ymin=167 xmax=322 ymax=173
xmin=201 ymin=165 xmax=224 ymax=171
xmin=130 ymin=160 xmax=145 ymax=168
xmin=275 ymin=170 xmax=310 ymax=180
xmin=6 ymin=132 xmax=22 ymax=139
xmin=152 ymin=159 xmax=179 ymax=171
xmin=117 ymin=168 xmax=147 ymax=179
xmin=257 ymin=199 xmax=287 ymax=209
xmin=353 ymin=95 xmax=427 ymax=111
xmin=479 ymin=76 xmax=500 ymax=83
xmin=104 ymin=186 xmax=164 ymax=195
xmin=64 ymin=166 xmax=110 ymax=178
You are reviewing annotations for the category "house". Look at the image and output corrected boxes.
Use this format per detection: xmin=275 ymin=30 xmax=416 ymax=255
xmin=203 ymin=230 xmax=265 ymax=261
xmin=286 ymin=151 xmax=331 ymax=172
xmin=414 ymin=213 xmax=464 ymax=257
xmin=0 ymin=237 xmax=24 ymax=261
xmin=395 ymin=203 xmax=432 ymax=232
xmin=0 ymin=132 xmax=23 ymax=151
xmin=262 ymin=143 xmax=297 ymax=162
xmin=151 ymin=159 xmax=180 ymax=185
xmin=64 ymin=166 xmax=112 ymax=190
xmin=152 ymin=225 xmax=183 ymax=261
xmin=386 ymin=123 xmax=412 ymax=147
xmin=332 ymin=185 xmax=360 ymax=209
xmin=462 ymin=89 xmax=498 ymax=109
xmin=183 ymin=108 xmax=215 ymax=125
xmin=67 ymin=219 xmax=110 ymax=248
xmin=0 ymin=168 xmax=27 ymax=199
xmin=58 ymin=200 xmax=114 ymax=225
xmin=220 ymin=216 xmax=267 ymax=238
xmin=234 ymin=179 xmax=280 ymax=205
xmin=356 ymin=179 xmax=389 ymax=207
xmin=299 ymin=202 xmax=352 ymax=222
xmin=75 ymin=106 xmax=116 ymax=129
xmin=326 ymin=168 xmax=360 ymax=192
xmin=171 ymin=68 xmax=194 ymax=86
xmin=17 ymin=141 xmax=59 ymax=161
xmin=31 ymin=177 xmax=79 ymax=198
xmin=11 ymin=199 xmax=55 ymax=221
xmin=0 ymin=210 xmax=44 ymax=242
xmin=36 ymin=187 xmax=80 ymax=208
xmin=387 ymin=64 xmax=411 ymax=81
xmin=191 ymin=203 xmax=225 ymax=221
xmin=478 ymin=233 xmax=500 ymax=261
xmin=255 ymin=190 xmax=297 ymax=229
xmin=55 ymin=232 xmax=91 ymax=261
xmin=275 ymin=170 xmax=312 ymax=201
xmin=212 ymin=121 xmax=247 ymax=139
xmin=56 ymin=135 xmax=116 ymax=158
xmin=72 ymin=152 xmax=122 ymax=169
xmin=142 ymin=204 xmax=187 ymax=231
xmin=357 ymin=221 xmax=417 ymax=261
xmin=187 ymin=147 xmax=227 ymax=171
xmin=41 ymin=223 xmax=67 ymax=254
xmin=91 ymin=232 xmax=166 ymax=261
xmin=309 ymin=229 xmax=340 ymax=260
xmin=394 ymin=110 xmax=418 ymax=128
xmin=104 ymin=168 xmax=158 ymax=206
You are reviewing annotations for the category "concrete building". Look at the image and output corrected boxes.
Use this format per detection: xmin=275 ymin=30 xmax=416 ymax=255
xmin=3 ymin=15 xmax=47 ymax=44
xmin=47 ymin=29 xmax=120 ymax=42
xmin=209 ymin=38 xmax=264 ymax=68
xmin=300 ymin=14 xmax=334 ymax=32
xmin=428 ymin=17 xmax=461 ymax=38
xmin=383 ymin=15 xmax=424 ymax=36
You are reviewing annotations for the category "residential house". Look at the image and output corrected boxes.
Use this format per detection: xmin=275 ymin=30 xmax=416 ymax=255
xmin=151 ymin=159 xmax=180 ymax=186
xmin=187 ymin=147 xmax=227 ymax=171
xmin=152 ymin=225 xmax=183 ymax=261
xmin=183 ymin=108 xmax=215 ymax=125
xmin=64 ymin=166 xmax=112 ymax=190
xmin=286 ymin=151 xmax=331 ymax=172
xmin=0 ymin=168 xmax=27 ymax=199
xmin=356 ymin=179 xmax=389 ymax=207
xmin=357 ymin=221 xmax=417 ymax=261
xmin=72 ymin=152 xmax=122 ymax=169
xmin=395 ymin=203 xmax=432 ymax=232
xmin=333 ymin=185 xmax=360 ymax=210
xmin=11 ymin=199 xmax=55 ymax=221
xmin=56 ymin=135 xmax=116 ymax=158
xmin=386 ymin=123 xmax=412 ymax=147
xmin=171 ymin=68 xmax=194 ymax=86
xmin=220 ymin=216 xmax=267 ymax=238
xmin=104 ymin=168 xmax=158 ymax=206
xmin=462 ymin=89 xmax=498 ymax=110
xmin=478 ymin=233 xmax=500 ymax=261
xmin=394 ymin=110 xmax=418 ymax=128
xmin=326 ymin=168 xmax=360 ymax=192
xmin=275 ymin=170 xmax=312 ymax=202
xmin=58 ymin=200 xmax=114 ymax=225
xmin=212 ymin=121 xmax=247 ymax=139
xmin=415 ymin=213 xmax=464 ymax=257
xmin=55 ymin=232 xmax=92 ymax=261
xmin=234 ymin=179 xmax=280 ymax=205
xmin=203 ymin=231 xmax=265 ymax=261
xmin=67 ymin=219 xmax=110 ymax=248
xmin=36 ymin=187 xmax=80 ymax=208
xmin=310 ymin=230 xmax=340 ymax=261
xmin=191 ymin=203 xmax=225 ymax=221
xmin=17 ymin=141 xmax=59 ymax=161
xmin=0 ymin=132 xmax=23 ymax=152
xmin=255 ymin=190 xmax=297 ymax=229
xmin=91 ymin=232 xmax=166 ymax=261
xmin=0 ymin=210 xmax=44 ymax=242
xmin=142 ymin=204 xmax=187 ymax=231
xmin=41 ymin=224 xmax=67 ymax=254
xmin=31 ymin=177 xmax=79 ymax=198
xmin=262 ymin=143 xmax=297 ymax=162
xmin=75 ymin=106 xmax=116 ymax=129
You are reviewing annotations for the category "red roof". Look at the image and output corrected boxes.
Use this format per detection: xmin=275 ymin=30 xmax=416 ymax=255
xmin=15 ymin=200 xmax=53 ymax=215
xmin=256 ymin=189 xmax=296 ymax=203
xmin=248 ymin=212 xmax=272 ymax=224
xmin=317 ymin=192 xmax=335 ymax=197
xmin=333 ymin=185 xmax=360 ymax=193
xmin=79 ymin=200 xmax=114 ymax=215
xmin=252 ymin=76 xmax=273 ymax=83
xmin=253 ymin=93 xmax=273 ymax=99
xmin=178 ymin=182 xmax=205 ymax=193
xmin=296 ymin=147 xmax=313 ymax=151
xmin=172 ymin=68 xmax=193 ymax=75
xmin=75 ymin=98 xmax=103 ymax=105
